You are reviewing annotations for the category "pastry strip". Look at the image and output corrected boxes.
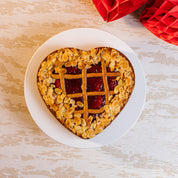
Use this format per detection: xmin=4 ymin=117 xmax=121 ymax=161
xmin=101 ymin=60 xmax=109 ymax=105
xmin=67 ymin=91 xmax=115 ymax=98
xmin=74 ymin=107 xmax=105 ymax=114
xmin=82 ymin=67 xmax=88 ymax=120
xmin=59 ymin=73 xmax=66 ymax=95
xmin=63 ymin=72 xmax=120 ymax=79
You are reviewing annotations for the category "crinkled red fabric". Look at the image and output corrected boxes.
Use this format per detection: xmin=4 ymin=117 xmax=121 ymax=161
xmin=140 ymin=0 xmax=178 ymax=45
xmin=92 ymin=0 xmax=148 ymax=22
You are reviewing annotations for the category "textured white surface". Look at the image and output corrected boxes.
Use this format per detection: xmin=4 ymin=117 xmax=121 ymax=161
xmin=0 ymin=0 xmax=178 ymax=177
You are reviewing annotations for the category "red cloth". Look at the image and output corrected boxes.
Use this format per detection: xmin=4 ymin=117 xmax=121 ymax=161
xmin=92 ymin=0 xmax=148 ymax=22
xmin=140 ymin=0 xmax=178 ymax=45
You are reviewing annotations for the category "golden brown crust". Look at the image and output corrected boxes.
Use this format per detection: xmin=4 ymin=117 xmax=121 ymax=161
xmin=37 ymin=47 xmax=135 ymax=139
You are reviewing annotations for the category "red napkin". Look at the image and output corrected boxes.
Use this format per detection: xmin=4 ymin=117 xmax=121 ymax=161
xmin=140 ymin=0 xmax=178 ymax=45
xmin=92 ymin=0 xmax=148 ymax=22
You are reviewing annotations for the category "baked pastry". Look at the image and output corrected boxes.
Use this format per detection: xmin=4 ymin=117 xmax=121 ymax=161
xmin=37 ymin=47 xmax=135 ymax=139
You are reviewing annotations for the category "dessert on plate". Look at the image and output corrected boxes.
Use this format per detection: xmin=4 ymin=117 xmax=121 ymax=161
xmin=37 ymin=47 xmax=135 ymax=139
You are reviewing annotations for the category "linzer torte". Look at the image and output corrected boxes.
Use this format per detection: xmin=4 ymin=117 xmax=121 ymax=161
xmin=37 ymin=47 xmax=135 ymax=139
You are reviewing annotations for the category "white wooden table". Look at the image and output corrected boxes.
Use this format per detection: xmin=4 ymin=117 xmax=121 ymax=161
xmin=0 ymin=0 xmax=178 ymax=177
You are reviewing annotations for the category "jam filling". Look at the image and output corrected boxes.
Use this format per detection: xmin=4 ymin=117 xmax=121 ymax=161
xmin=65 ymin=79 xmax=82 ymax=94
xmin=88 ymin=95 xmax=105 ymax=109
xmin=55 ymin=63 xmax=118 ymax=111
xmin=87 ymin=62 xmax=102 ymax=73
xmin=55 ymin=79 xmax=60 ymax=88
xmin=106 ymin=67 xmax=116 ymax=72
xmin=108 ymin=77 xmax=118 ymax=90
xmin=87 ymin=77 xmax=104 ymax=92
xmin=65 ymin=66 xmax=82 ymax=74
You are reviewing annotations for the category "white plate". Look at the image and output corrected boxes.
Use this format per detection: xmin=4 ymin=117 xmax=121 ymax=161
xmin=24 ymin=28 xmax=146 ymax=148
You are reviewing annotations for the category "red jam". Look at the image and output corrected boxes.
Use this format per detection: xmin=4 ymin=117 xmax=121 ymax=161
xmin=65 ymin=79 xmax=82 ymax=94
xmin=88 ymin=95 xmax=105 ymax=109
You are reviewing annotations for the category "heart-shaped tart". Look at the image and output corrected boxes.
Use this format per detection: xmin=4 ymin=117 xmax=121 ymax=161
xmin=37 ymin=47 xmax=135 ymax=139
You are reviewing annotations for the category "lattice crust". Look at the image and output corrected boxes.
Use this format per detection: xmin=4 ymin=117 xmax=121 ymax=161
xmin=37 ymin=47 xmax=135 ymax=139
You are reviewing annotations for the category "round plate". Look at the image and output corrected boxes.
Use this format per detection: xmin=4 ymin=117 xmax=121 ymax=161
xmin=24 ymin=28 xmax=146 ymax=148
